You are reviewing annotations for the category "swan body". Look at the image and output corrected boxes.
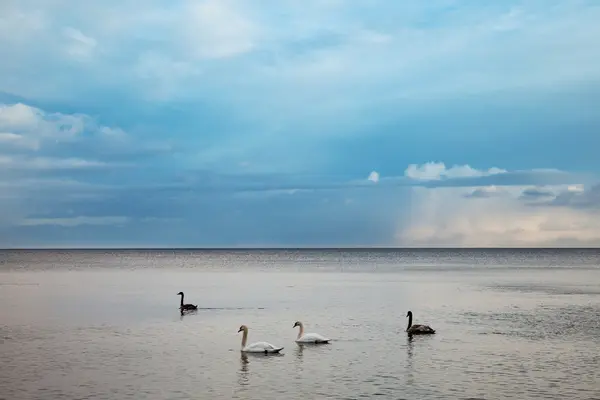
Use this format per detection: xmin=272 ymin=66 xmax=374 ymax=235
xmin=293 ymin=321 xmax=330 ymax=344
xmin=406 ymin=311 xmax=435 ymax=335
xmin=177 ymin=291 xmax=198 ymax=311
xmin=238 ymin=325 xmax=283 ymax=354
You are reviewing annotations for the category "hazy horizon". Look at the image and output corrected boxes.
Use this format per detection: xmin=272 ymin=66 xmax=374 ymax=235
xmin=3 ymin=246 xmax=600 ymax=250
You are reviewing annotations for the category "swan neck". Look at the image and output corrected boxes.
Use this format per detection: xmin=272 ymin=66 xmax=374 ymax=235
xmin=241 ymin=328 xmax=248 ymax=348
xmin=297 ymin=323 xmax=304 ymax=339
xmin=179 ymin=293 xmax=184 ymax=307
xmin=407 ymin=314 xmax=412 ymax=331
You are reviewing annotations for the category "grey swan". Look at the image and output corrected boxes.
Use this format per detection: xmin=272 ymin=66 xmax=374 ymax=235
xmin=406 ymin=311 xmax=435 ymax=335
xmin=177 ymin=291 xmax=198 ymax=311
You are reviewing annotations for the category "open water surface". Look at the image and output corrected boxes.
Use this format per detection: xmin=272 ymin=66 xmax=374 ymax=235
xmin=1 ymin=249 xmax=600 ymax=399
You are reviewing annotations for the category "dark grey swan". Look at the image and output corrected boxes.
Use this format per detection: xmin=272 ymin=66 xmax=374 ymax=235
xmin=177 ymin=291 xmax=198 ymax=311
xmin=406 ymin=311 xmax=435 ymax=335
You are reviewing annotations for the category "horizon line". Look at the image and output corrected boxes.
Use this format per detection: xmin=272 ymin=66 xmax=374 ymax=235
xmin=2 ymin=246 xmax=599 ymax=251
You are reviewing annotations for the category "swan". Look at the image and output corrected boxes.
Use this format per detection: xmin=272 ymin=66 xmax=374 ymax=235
xmin=406 ymin=311 xmax=435 ymax=335
xmin=237 ymin=325 xmax=284 ymax=354
xmin=293 ymin=321 xmax=330 ymax=344
xmin=177 ymin=291 xmax=198 ymax=311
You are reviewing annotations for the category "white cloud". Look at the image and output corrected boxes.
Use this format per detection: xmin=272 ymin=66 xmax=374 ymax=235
xmin=183 ymin=0 xmax=259 ymax=59
xmin=358 ymin=30 xmax=392 ymax=45
xmin=398 ymin=182 xmax=600 ymax=247
xmin=133 ymin=52 xmax=202 ymax=100
xmin=0 ymin=102 xmax=142 ymax=170
xmin=0 ymin=4 xmax=46 ymax=46
xmin=0 ymin=156 xmax=111 ymax=170
xmin=19 ymin=216 xmax=131 ymax=227
xmin=2 ymin=0 xmax=599 ymax=118
xmin=0 ymin=178 xmax=106 ymax=190
xmin=567 ymin=184 xmax=585 ymax=192
xmin=0 ymin=103 xmax=41 ymax=127
xmin=0 ymin=132 xmax=39 ymax=150
xmin=404 ymin=162 xmax=507 ymax=181
xmin=0 ymin=103 xmax=87 ymax=141
xmin=0 ymin=102 xmax=146 ymax=231
xmin=62 ymin=27 xmax=97 ymax=60
xmin=367 ymin=171 xmax=380 ymax=183
xmin=464 ymin=185 xmax=508 ymax=198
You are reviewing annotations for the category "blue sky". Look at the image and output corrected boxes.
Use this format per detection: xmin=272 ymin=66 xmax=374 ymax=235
xmin=1 ymin=0 xmax=600 ymax=247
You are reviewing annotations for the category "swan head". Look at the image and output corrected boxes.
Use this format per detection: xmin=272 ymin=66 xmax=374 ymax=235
xmin=293 ymin=321 xmax=302 ymax=328
xmin=238 ymin=325 xmax=248 ymax=333
xmin=177 ymin=292 xmax=183 ymax=296
xmin=406 ymin=311 xmax=412 ymax=317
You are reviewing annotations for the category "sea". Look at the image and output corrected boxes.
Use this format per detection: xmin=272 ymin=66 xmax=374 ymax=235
xmin=1 ymin=248 xmax=599 ymax=400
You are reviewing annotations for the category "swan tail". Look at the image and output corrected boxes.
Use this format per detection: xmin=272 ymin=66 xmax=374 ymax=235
xmin=263 ymin=348 xmax=284 ymax=354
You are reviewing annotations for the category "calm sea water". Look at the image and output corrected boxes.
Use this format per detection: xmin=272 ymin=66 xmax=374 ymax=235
xmin=1 ymin=249 xmax=600 ymax=400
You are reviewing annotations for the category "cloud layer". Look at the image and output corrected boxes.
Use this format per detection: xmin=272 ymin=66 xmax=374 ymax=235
xmin=1 ymin=1 xmax=600 ymax=247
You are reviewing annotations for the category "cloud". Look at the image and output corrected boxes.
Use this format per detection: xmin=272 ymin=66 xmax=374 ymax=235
xmin=545 ymin=184 xmax=600 ymax=209
xmin=1 ymin=102 xmax=127 ymax=170
xmin=404 ymin=162 xmax=507 ymax=181
xmin=62 ymin=27 xmax=97 ymax=60
xmin=0 ymin=156 xmax=112 ymax=170
xmin=0 ymin=102 xmax=94 ymax=143
xmin=0 ymin=101 xmax=167 ymax=238
xmin=397 ymin=179 xmax=600 ymax=247
xmin=184 ymin=0 xmax=259 ymax=59
xmin=0 ymin=102 xmax=168 ymax=166
xmin=464 ymin=185 xmax=508 ymax=198
xmin=519 ymin=187 xmax=556 ymax=201
xmin=18 ymin=216 xmax=130 ymax=227
xmin=3 ymin=152 xmax=597 ymax=248
xmin=367 ymin=171 xmax=380 ymax=183
xmin=407 ymin=168 xmax=579 ymax=189
xmin=0 ymin=132 xmax=39 ymax=150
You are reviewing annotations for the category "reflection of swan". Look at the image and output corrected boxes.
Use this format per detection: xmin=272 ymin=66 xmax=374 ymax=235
xmin=237 ymin=325 xmax=284 ymax=354
xmin=177 ymin=292 xmax=198 ymax=312
xmin=406 ymin=311 xmax=435 ymax=335
xmin=235 ymin=354 xmax=250 ymax=391
xmin=295 ymin=344 xmax=305 ymax=358
xmin=405 ymin=335 xmax=415 ymax=386
xmin=239 ymin=354 xmax=249 ymax=376
xmin=293 ymin=321 xmax=330 ymax=344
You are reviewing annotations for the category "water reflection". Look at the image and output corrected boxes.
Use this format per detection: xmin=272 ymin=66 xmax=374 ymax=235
xmin=179 ymin=309 xmax=197 ymax=320
xmin=238 ymin=353 xmax=250 ymax=386
xmin=293 ymin=344 xmax=305 ymax=385
xmin=295 ymin=344 xmax=304 ymax=360
xmin=406 ymin=335 xmax=415 ymax=386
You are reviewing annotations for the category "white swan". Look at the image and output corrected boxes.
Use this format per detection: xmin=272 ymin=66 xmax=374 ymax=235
xmin=293 ymin=321 xmax=330 ymax=344
xmin=237 ymin=325 xmax=284 ymax=354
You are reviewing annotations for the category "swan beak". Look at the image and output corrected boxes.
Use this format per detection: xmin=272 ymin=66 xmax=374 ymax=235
xmin=237 ymin=328 xmax=242 ymax=333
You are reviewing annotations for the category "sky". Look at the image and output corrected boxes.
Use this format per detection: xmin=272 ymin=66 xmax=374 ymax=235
xmin=1 ymin=0 xmax=600 ymax=248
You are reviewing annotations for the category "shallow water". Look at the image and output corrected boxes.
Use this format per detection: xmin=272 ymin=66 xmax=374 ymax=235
xmin=1 ymin=249 xmax=600 ymax=399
